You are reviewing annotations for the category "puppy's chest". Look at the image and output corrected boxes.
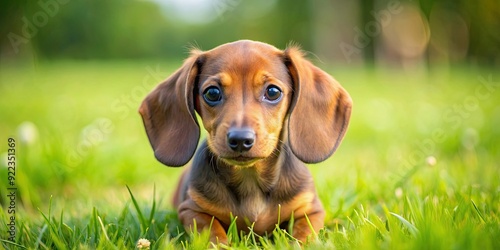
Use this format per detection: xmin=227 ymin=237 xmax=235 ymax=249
xmin=232 ymin=178 xmax=271 ymax=221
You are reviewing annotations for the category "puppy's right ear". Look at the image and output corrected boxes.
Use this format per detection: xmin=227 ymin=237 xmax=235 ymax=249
xmin=284 ymin=46 xmax=352 ymax=163
xmin=139 ymin=52 xmax=203 ymax=167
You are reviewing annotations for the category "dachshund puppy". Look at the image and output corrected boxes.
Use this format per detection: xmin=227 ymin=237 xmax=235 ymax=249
xmin=139 ymin=40 xmax=352 ymax=244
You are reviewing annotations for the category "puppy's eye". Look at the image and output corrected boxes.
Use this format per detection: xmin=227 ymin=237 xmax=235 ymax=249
xmin=264 ymin=85 xmax=282 ymax=102
xmin=203 ymin=86 xmax=222 ymax=106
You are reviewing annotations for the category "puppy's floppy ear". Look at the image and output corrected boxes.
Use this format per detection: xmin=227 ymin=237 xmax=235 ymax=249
xmin=284 ymin=46 xmax=352 ymax=163
xmin=139 ymin=51 xmax=203 ymax=166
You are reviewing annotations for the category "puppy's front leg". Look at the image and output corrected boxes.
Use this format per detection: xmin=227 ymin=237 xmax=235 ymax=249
xmin=292 ymin=205 xmax=325 ymax=243
xmin=178 ymin=202 xmax=228 ymax=244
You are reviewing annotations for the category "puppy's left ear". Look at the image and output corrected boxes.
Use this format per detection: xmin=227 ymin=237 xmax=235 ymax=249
xmin=284 ymin=47 xmax=352 ymax=163
xmin=139 ymin=52 xmax=203 ymax=167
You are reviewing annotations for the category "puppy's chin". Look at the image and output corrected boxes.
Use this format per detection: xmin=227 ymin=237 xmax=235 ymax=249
xmin=220 ymin=156 xmax=262 ymax=167
xmin=207 ymin=139 xmax=278 ymax=167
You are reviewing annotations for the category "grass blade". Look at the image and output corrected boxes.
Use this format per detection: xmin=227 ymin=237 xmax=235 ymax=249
xmin=0 ymin=239 xmax=27 ymax=249
xmin=126 ymin=185 xmax=147 ymax=233
xmin=471 ymin=199 xmax=486 ymax=223
xmin=389 ymin=212 xmax=419 ymax=237
xmin=148 ymin=184 xmax=157 ymax=227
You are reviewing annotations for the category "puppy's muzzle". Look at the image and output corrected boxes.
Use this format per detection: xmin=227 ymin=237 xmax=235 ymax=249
xmin=227 ymin=128 xmax=255 ymax=153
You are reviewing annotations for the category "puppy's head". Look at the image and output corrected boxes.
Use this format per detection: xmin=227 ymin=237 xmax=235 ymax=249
xmin=139 ymin=40 xmax=352 ymax=167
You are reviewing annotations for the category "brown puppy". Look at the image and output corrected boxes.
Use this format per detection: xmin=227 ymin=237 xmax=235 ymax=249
xmin=139 ymin=40 xmax=352 ymax=244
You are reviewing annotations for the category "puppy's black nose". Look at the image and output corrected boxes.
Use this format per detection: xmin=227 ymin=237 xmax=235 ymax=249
xmin=227 ymin=128 xmax=255 ymax=152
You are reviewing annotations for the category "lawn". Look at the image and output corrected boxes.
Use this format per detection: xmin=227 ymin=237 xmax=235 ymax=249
xmin=0 ymin=60 xmax=499 ymax=249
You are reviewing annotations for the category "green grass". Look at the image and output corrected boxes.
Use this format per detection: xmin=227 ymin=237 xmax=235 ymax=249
xmin=0 ymin=61 xmax=499 ymax=249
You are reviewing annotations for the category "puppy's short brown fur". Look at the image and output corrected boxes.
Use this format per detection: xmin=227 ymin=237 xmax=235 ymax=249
xmin=139 ymin=40 xmax=352 ymax=244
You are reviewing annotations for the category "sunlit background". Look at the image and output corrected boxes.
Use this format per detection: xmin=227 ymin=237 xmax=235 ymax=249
xmin=2 ymin=0 xmax=499 ymax=65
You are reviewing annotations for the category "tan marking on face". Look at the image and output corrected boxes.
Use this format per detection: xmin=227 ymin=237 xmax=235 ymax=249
xmin=195 ymin=43 xmax=292 ymax=166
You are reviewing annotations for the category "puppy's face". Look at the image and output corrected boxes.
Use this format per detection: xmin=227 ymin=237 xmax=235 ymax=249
xmin=195 ymin=42 xmax=292 ymax=166
xmin=140 ymin=40 xmax=351 ymax=167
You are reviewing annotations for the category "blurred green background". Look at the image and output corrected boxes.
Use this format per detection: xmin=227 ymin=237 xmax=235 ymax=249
xmin=1 ymin=0 xmax=499 ymax=63
xmin=0 ymin=0 xmax=499 ymax=246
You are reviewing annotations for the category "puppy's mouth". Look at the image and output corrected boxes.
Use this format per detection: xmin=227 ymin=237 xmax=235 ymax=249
xmin=221 ymin=156 xmax=261 ymax=166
